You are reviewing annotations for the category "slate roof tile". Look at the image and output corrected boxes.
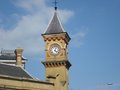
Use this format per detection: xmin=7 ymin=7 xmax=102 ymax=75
xmin=44 ymin=11 xmax=64 ymax=34
xmin=0 ymin=63 xmax=32 ymax=79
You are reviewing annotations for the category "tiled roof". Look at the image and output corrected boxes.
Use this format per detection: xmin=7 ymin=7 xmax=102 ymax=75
xmin=0 ymin=55 xmax=16 ymax=60
xmin=0 ymin=55 xmax=26 ymax=60
xmin=0 ymin=63 xmax=32 ymax=79
xmin=44 ymin=11 xmax=64 ymax=34
xmin=0 ymin=49 xmax=26 ymax=60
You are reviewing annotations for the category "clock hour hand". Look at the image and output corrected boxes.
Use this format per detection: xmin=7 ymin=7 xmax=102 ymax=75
xmin=54 ymin=48 xmax=58 ymax=52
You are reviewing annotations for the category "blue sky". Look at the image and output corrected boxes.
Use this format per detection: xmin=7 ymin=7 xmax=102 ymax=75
xmin=0 ymin=0 xmax=120 ymax=90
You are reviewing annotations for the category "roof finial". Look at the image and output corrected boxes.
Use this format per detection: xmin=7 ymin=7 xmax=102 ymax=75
xmin=53 ymin=0 xmax=58 ymax=10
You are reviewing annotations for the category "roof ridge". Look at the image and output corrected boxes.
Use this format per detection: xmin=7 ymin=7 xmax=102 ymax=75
xmin=56 ymin=11 xmax=65 ymax=32
xmin=0 ymin=63 xmax=15 ymax=67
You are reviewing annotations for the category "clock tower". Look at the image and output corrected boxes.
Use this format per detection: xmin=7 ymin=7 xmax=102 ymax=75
xmin=42 ymin=9 xmax=71 ymax=90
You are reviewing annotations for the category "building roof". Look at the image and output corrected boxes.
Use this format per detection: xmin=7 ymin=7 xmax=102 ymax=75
xmin=0 ymin=63 xmax=32 ymax=79
xmin=0 ymin=55 xmax=26 ymax=60
xmin=44 ymin=11 xmax=65 ymax=34
xmin=0 ymin=50 xmax=26 ymax=60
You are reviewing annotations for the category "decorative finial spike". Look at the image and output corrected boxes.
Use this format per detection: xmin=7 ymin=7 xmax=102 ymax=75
xmin=55 ymin=6 xmax=57 ymax=10
xmin=54 ymin=0 xmax=58 ymax=10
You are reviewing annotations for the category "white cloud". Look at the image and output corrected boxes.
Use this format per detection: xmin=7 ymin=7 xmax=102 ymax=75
xmin=0 ymin=0 xmax=74 ymax=57
xmin=70 ymin=27 xmax=88 ymax=47
xmin=14 ymin=0 xmax=47 ymax=13
xmin=59 ymin=9 xmax=74 ymax=24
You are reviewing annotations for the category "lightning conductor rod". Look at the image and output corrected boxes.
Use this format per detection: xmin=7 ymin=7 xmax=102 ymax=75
xmin=53 ymin=0 xmax=58 ymax=10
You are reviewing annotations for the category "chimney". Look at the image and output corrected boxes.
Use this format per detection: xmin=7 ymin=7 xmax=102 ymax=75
xmin=15 ymin=48 xmax=23 ymax=67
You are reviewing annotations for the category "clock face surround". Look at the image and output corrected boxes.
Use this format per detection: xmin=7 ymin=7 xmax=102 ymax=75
xmin=50 ymin=44 xmax=61 ymax=56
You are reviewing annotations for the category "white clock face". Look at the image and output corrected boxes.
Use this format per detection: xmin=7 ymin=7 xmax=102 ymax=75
xmin=50 ymin=44 xmax=60 ymax=55
xmin=51 ymin=47 xmax=59 ymax=55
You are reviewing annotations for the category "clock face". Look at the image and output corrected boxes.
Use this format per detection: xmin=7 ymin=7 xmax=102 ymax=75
xmin=50 ymin=44 xmax=60 ymax=55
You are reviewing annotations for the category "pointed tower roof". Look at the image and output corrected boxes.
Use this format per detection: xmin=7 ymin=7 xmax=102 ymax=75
xmin=44 ymin=11 xmax=64 ymax=34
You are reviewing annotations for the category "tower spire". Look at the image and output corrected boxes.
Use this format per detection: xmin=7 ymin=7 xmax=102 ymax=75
xmin=54 ymin=0 xmax=58 ymax=10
